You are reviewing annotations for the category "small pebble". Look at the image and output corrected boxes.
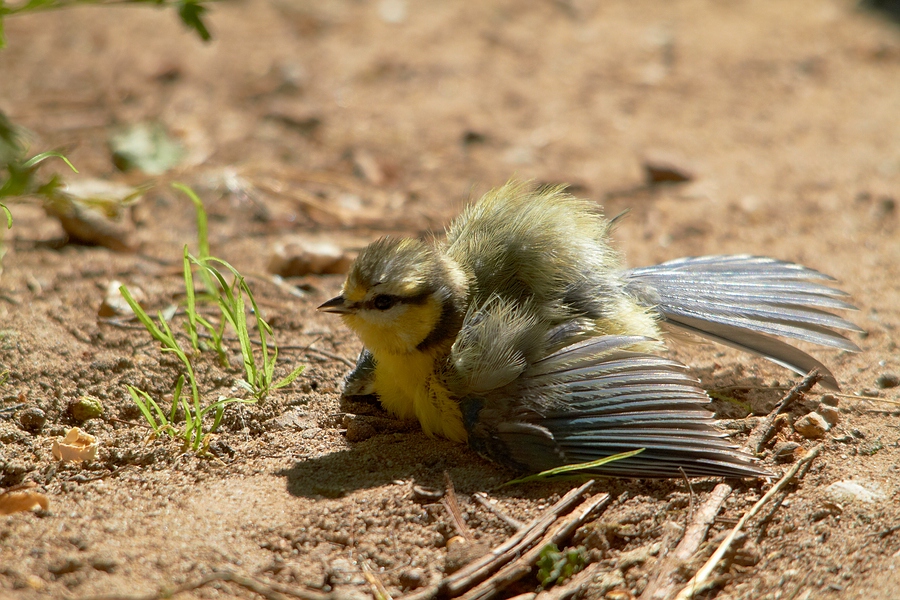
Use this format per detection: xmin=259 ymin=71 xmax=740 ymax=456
xmin=411 ymin=485 xmax=444 ymax=502
xmin=18 ymin=407 xmax=47 ymax=433
xmin=818 ymin=405 xmax=841 ymax=426
xmin=793 ymin=412 xmax=829 ymax=439
xmin=89 ymin=556 xmax=118 ymax=573
xmin=820 ymin=393 xmax=839 ymax=407
xmin=342 ymin=415 xmax=377 ymax=442
xmin=268 ymin=239 xmax=352 ymax=276
xmin=398 ymin=568 xmax=427 ymax=589
xmin=876 ymin=373 xmax=900 ymax=389
xmin=642 ymin=153 xmax=695 ymax=184
xmin=773 ymin=441 xmax=802 ymax=463
xmin=48 ymin=557 xmax=84 ymax=576
xmin=826 ymin=480 xmax=886 ymax=504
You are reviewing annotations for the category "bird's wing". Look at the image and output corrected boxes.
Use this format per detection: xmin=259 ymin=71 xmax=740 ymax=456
xmin=624 ymin=255 xmax=862 ymax=389
xmin=341 ymin=348 xmax=377 ymax=397
xmin=458 ymin=329 xmax=767 ymax=479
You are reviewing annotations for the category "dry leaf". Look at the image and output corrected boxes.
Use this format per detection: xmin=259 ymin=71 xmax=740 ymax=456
xmin=268 ymin=238 xmax=353 ymax=276
xmin=0 ymin=483 xmax=50 ymax=515
xmin=51 ymin=427 xmax=99 ymax=462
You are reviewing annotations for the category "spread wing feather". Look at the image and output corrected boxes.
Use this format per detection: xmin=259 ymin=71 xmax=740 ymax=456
xmin=624 ymin=255 xmax=861 ymax=389
xmin=460 ymin=335 xmax=767 ymax=478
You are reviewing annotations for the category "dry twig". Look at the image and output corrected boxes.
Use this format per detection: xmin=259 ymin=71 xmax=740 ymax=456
xmin=443 ymin=471 xmax=476 ymax=542
xmin=639 ymin=483 xmax=734 ymax=600
xmin=473 ymin=492 xmax=525 ymax=531
xmin=460 ymin=492 xmax=612 ymax=600
xmin=363 ymin=559 xmax=394 ymax=600
xmin=672 ymin=444 xmax=823 ymax=600
xmin=641 ymin=370 xmax=823 ymax=599
xmin=405 ymin=480 xmax=598 ymax=600
xmin=746 ymin=369 xmax=823 ymax=454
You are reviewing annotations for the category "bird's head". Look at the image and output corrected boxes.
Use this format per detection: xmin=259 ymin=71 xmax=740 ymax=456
xmin=318 ymin=237 xmax=468 ymax=355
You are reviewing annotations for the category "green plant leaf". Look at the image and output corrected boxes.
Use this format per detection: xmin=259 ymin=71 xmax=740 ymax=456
xmin=504 ymin=448 xmax=645 ymax=485
xmin=171 ymin=374 xmax=185 ymax=422
xmin=119 ymin=285 xmax=169 ymax=346
xmin=178 ymin=0 xmax=211 ymax=41
xmin=22 ymin=150 xmax=78 ymax=173
xmin=127 ymin=386 xmax=160 ymax=431
xmin=172 ymin=182 xmax=209 ymax=258
xmin=536 ymin=543 xmax=585 ymax=587
xmin=273 ymin=364 xmax=305 ymax=390
xmin=183 ymin=246 xmax=200 ymax=351
xmin=0 ymin=110 xmax=24 ymax=162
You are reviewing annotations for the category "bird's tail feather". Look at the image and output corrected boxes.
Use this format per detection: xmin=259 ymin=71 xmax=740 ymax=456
xmin=624 ymin=255 xmax=862 ymax=389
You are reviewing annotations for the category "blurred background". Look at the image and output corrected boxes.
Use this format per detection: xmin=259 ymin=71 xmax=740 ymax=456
xmin=2 ymin=1 xmax=899 ymax=598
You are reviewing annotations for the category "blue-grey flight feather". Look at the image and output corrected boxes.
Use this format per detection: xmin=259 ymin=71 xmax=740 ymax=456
xmin=624 ymin=255 xmax=862 ymax=389
xmin=461 ymin=334 xmax=768 ymax=479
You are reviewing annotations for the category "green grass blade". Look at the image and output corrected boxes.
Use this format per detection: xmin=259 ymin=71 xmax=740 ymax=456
xmin=157 ymin=311 xmax=189 ymax=365
xmin=147 ymin=396 xmax=169 ymax=427
xmin=210 ymin=402 xmax=225 ymax=432
xmin=22 ymin=150 xmax=78 ymax=173
xmin=273 ymin=364 xmax=306 ymax=390
xmin=180 ymin=391 xmax=194 ymax=438
xmin=171 ymin=374 xmax=185 ymax=422
xmin=183 ymin=245 xmax=200 ymax=351
xmin=504 ymin=448 xmax=646 ymax=486
xmin=120 ymin=285 xmax=169 ymax=346
xmin=172 ymin=182 xmax=209 ymax=258
xmin=127 ymin=385 xmax=159 ymax=431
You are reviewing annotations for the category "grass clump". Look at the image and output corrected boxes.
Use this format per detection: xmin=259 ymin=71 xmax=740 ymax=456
xmin=123 ymin=183 xmax=304 ymax=453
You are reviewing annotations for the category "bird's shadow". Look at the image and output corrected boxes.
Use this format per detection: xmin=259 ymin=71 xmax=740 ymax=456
xmin=276 ymin=428 xmax=512 ymax=498
xmin=275 ymin=425 xmax=746 ymax=502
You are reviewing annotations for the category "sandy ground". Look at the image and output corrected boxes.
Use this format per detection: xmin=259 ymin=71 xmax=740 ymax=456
xmin=1 ymin=1 xmax=899 ymax=598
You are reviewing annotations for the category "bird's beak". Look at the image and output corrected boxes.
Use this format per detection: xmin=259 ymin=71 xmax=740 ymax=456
xmin=317 ymin=295 xmax=355 ymax=314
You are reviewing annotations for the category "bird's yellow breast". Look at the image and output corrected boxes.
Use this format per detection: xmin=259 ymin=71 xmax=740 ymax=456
xmin=373 ymin=350 xmax=467 ymax=443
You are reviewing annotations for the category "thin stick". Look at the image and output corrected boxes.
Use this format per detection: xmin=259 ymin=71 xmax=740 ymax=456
xmin=827 ymin=391 xmax=900 ymax=407
xmin=641 ymin=372 xmax=822 ymax=600
xmin=672 ymin=444 xmax=823 ymax=600
xmin=639 ymin=483 xmax=733 ymax=600
xmin=678 ymin=467 xmax=695 ymax=524
xmin=443 ymin=471 xmax=476 ymax=542
xmin=404 ymin=480 xmax=596 ymax=600
xmin=746 ymin=369 xmax=823 ymax=454
xmin=460 ymin=492 xmax=612 ymax=600
xmin=473 ymin=492 xmax=525 ymax=531
xmin=304 ymin=346 xmax=357 ymax=368
xmin=362 ymin=560 xmax=394 ymax=600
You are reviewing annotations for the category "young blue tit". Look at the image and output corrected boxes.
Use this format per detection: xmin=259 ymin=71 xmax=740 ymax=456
xmin=318 ymin=181 xmax=861 ymax=478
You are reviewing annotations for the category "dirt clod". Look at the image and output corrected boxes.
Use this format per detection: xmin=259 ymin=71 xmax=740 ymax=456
xmin=876 ymin=373 xmax=900 ymax=389
xmin=17 ymin=407 xmax=47 ymax=433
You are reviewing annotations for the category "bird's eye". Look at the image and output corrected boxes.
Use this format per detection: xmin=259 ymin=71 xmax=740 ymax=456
xmin=372 ymin=295 xmax=397 ymax=311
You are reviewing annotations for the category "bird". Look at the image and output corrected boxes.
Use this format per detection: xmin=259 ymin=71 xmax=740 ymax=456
xmin=318 ymin=181 xmax=861 ymax=478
